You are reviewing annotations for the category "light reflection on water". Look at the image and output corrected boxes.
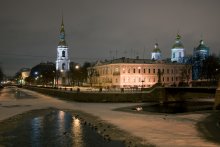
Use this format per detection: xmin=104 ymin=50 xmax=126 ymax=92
xmin=1 ymin=110 xmax=125 ymax=147
xmin=31 ymin=117 xmax=43 ymax=146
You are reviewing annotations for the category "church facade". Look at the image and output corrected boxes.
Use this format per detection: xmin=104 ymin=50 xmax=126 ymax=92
xmin=55 ymin=18 xmax=70 ymax=85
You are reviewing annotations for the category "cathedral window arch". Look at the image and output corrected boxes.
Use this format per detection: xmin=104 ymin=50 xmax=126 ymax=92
xmin=179 ymin=52 xmax=181 ymax=58
xmin=62 ymin=63 xmax=65 ymax=70
xmin=62 ymin=50 xmax=65 ymax=57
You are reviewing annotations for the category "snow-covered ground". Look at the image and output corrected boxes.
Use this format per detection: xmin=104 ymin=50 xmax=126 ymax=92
xmin=0 ymin=86 xmax=219 ymax=147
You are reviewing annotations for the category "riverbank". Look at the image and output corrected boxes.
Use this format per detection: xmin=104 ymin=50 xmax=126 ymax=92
xmin=0 ymin=87 xmax=219 ymax=147
xmin=0 ymin=108 xmax=152 ymax=147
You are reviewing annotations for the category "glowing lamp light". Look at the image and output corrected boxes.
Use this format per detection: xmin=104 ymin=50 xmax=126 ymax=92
xmin=75 ymin=65 xmax=79 ymax=69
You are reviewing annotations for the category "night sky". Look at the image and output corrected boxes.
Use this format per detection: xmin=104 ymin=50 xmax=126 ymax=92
xmin=1 ymin=0 xmax=220 ymax=76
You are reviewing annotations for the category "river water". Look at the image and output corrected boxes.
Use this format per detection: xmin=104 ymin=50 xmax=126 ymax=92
xmin=0 ymin=109 xmax=125 ymax=147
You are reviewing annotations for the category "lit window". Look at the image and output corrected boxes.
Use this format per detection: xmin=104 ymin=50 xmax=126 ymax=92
xmin=115 ymin=67 xmax=119 ymax=72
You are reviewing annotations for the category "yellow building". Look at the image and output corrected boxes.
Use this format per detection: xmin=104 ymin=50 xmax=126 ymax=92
xmin=88 ymin=58 xmax=192 ymax=88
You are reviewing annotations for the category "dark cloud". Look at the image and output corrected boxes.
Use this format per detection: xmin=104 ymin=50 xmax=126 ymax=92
xmin=0 ymin=0 xmax=220 ymax=76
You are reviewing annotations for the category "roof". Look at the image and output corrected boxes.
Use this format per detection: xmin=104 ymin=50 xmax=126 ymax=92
xmin=152 ymin=43 xmax=161 ymax=53
xmin=195 ymin=40 xmax=209 ymax=51
xmin=172 ymin=34 xmax=184 ymax=48
xmin=58 ymin=18 xmax=67 ymax=46
xmin=93 ymin=57 xmax=183 ymax=66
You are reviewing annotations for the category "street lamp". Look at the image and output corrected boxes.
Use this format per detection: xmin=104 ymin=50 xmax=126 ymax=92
xmin=75 ymin=65 xmax=80 ymax=69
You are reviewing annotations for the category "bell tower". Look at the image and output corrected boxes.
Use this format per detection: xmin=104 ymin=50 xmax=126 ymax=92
xmin=56 ymin=16 xmax=70 ymax=85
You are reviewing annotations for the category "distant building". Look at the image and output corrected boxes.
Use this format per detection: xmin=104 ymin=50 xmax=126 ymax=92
xmin=88 ymin=57 xmax=192 ymax=88
xmin=55 ymin=17 xmax=70 ymax=85
xmin=16 ymin=68 xmax=31 ymax=85
xmin=171 ymin=34 xmax=185 ymax=63
xmin=193 ymin=40 xmax=210 ymax=60
xmin=192 ymin=40 xmax=210 ymax=80
xmin=151 ymin=43 xmax=161 ymax=60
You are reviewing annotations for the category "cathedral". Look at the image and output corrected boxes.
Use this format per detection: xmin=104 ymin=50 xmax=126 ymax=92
xmin=55 ymin=17 xmax=70 ymax=85
xmin=151 ymin=43 xmax=161 ymax=60
xmin=171 ymin=34 xmax=185 ymax=63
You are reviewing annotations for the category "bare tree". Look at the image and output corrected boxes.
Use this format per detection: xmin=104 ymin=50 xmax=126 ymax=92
xmin=180 ymin=64 xmax=192 ymax=86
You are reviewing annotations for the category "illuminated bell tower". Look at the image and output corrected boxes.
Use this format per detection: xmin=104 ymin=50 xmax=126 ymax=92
xmin=56 ymin=17 xmax=70 ymax=85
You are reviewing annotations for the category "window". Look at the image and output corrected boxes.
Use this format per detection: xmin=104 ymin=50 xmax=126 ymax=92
xmin=62 ymin=63 xmax=65 ymax=70
xmin=163 ymin=77 xmax=164 ymax=82
xmin=116 ymin=78 xmax=118 ymax=83
xmin=173 ymin=53 xmax=175 ymax=58
xmin=133 ymin=68 xmax=135 ymax=73
xmin=143 ymin=68 xmax=146 ymax=73
xmin=167 ymin=77 xmax=169 ymax=82
xmin=167 ymin=69 xmax=169 ymax=74
xmin=158 ymin=69 xmax=160 ymax=73
xmin=153 ymin=69 xmax=155 ymax=74
xmin=122 ymin=68 xmax=125 ymax=73
xmin=128 ymin=68 xmax=130 ymax=73
xmin=179 ymin=52 xmax=181 ymax=57
xmin=62 ymin=51 xmax=65 ymax=57
xmin=148 ymin=69 xmax=150 ymax=74
xmin=138 ymin=69 xmax=141 ymax=73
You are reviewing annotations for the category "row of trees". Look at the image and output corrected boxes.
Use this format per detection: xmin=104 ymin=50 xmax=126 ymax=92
xmin=180 ymin=54 xmax=220 ymax=87
xmin=22 ymin=62 xmax=93 ymax=86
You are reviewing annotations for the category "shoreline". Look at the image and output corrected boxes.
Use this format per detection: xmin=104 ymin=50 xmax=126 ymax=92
xmin=0 ymin=107 xmax=154 ymax=147
xmin=1 ymin=87 xmax=220 ymax=147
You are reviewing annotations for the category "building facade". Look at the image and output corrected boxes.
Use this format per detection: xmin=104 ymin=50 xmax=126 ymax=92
xmin=55 ymin=17 xmax=70 ymax=85
xmin=88 ymin=58 xmax=192 ymax=88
